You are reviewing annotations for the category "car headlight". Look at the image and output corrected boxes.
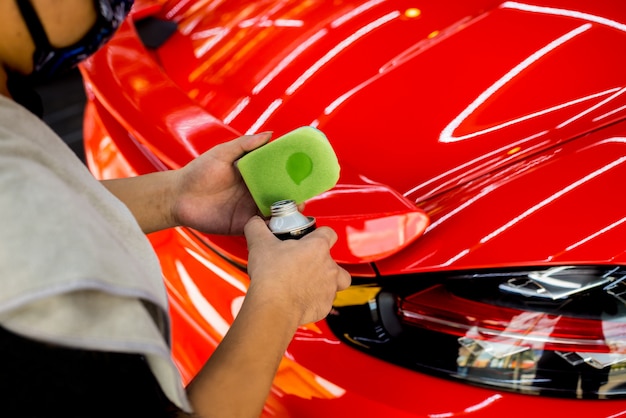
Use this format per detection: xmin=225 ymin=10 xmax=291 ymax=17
xmin=327 ymin=265 xmax=626 ymax=399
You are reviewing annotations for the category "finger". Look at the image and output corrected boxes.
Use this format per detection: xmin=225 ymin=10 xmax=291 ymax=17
xmin=216 ymin=132 xmax=273 ymax=163
xmin=337 ymin=267 xmax=352 ymax=291
xmin=244 ymin=215 xmax=275 ymax=248
xmin=306 ymin=226 xmax=338 ymax=248
xmin=241 ymin=131 xmax=272 ymax=152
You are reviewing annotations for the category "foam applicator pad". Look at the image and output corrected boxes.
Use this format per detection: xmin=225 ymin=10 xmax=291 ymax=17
xmin=237 ymin=126 xmax=340 ymax=216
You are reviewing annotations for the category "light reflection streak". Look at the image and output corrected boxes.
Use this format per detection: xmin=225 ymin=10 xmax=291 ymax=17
xmin=480 ymin=156 xmax=626 ymax=244
xmin=223 ymin=96 xmax=250 ymax=124
xmin=179 ymin=15 xmax=205 ymax=36
xmin=439 ymin=155 xmax=626 ymax=264
xmin=565 ymin=217 xmax=626 ymax=253
xmin=380 ymin=14 xmax=483 ymax=74
xmin=176 ymin=260 xmax=230 ymax=337
xmin=252 ymin=0 xmax=389 ymax=95
xmin=239 ymin=18 xmax=304 ymax=28
xmin=427 ymin=185 xmax=497 ymax=231
xmin=246 ymin=98 xmax=283 ymax=134
xmin=185 ymin=0 xmax=224 ymax=20
xmin=292 ymin=336 xmax=340 ymax=344
xmin=594 ymin=103 xmax=626 ymax=122
xmin=428 ymin=394 xmax=503 ymax=417
xmin=314 ymin=376 xmax=346 ymax=397
xmin=608 ymin=409 xmax=626 ymax=418
xmin=406 ymin=250 xmax=438 ymax=269
xmin=192 ymin=27 xmax=229 ymax=58
xmin=439 ymin=23 xmax=592 ymax=143
xmin=231 ymin=295 xmax=244 ymax=319
xmin=330 ymin=0 xmax=388 ymax=28
xmin=252 ymin=29 xmax=328 ymax=94
xmin=442 ymin=248 xmax=470 ymax=267
xmin=557 ymin=87 xmax=626 ymax=129
xmin=324 ymin=84 xmax=360 ymax=115
xmin=502 ymin=2 xmax=626 ymax=33
xmin=428 ymin=413 xmax=453 ymax=418
xmin=272 ymin=19 xmax=304 ymax=27
xmin=165 ymin=110 xmax=211 ymax=158
xmin=464 ymin=394 xmax=503 ymax=413
xmin=164 ymin=0 xmax=195 ymax=20
xmin=185 ymin=248 xmax=248 ymax=293
xmin=286 ymin=11 xmax=400 ymax=95
xmin=405 ymin=130 xmax=548 ymax=198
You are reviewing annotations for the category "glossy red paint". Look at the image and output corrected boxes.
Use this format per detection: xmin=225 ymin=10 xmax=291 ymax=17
xmin=82 ymin=0 xmax=626 ymax=270
xmin=81 ymin=0 xmax=626 ymax=416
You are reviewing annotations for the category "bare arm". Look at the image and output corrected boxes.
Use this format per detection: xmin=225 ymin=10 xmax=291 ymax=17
xmin=102 ymin=133 xmax=272 ymax=235
xmin=183 ymin=217 xmax=350 ymax=417
xmin=101 ymin=170 xmax=177 ymax=234
xmin=102 ymin=132 xmax=351 ymax=416
xmin=182 ymin=287 xmax=299 ymax=417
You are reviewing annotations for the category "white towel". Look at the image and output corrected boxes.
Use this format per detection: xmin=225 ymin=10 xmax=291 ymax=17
xmin=0 ymin=94 xmax=191 ymax=412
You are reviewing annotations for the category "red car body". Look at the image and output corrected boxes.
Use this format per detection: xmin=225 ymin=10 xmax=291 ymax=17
xmin=80 ymin=0 xmax=626 ymax=416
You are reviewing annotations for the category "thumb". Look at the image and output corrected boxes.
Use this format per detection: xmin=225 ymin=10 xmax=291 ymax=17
xmin=241 ymin=131 xmax=273 ymax=152
xmin=221 ymin=132 xmax=272 ymax=162
xmin=244 ymin=216 xmax=274 ymax=248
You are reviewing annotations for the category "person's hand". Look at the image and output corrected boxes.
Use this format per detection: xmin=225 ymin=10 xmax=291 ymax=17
xmin=243 ymin=216 xmax=351 ymax=326
xmin=185 ymin=217 xmax=350 ymax=417
xmin=171 ymin=132 xmax=272 ymax=235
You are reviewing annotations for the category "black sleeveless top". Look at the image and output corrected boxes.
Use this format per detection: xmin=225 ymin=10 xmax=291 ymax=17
xmin=0 ymin=326 xmax=181 ymax=417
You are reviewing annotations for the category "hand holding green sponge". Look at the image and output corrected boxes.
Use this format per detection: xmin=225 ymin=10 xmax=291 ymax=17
xmin=237 ymin=126 xmax=340 ymax=216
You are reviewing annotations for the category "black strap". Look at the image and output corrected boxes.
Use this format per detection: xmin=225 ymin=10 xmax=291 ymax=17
xmin=14 ymin=0 xmax=52 ymax=50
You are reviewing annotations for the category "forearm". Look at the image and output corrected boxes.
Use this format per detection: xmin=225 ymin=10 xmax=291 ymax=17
xmin=101 ymin=171 xmax=179 ymax=234
xmin=185 ymin=294 xmax=300 ymax=418
xmin=100 ymin=133 xmax=274 ymax=237
xmin=178 ymin=217 xmax=350 ymax=417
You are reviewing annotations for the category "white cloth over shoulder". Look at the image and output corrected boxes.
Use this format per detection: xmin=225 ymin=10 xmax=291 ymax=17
xmin=0 ymin=95 xmax=191 ymax=412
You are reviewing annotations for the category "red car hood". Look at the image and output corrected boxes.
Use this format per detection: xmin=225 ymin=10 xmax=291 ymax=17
xmin=83 ymin=0 xmax=626 ymax=269
xmin=152 ymin=0 xmax=626 ymax=268
xmin=156 ymin=0 xmax=626 ymax=201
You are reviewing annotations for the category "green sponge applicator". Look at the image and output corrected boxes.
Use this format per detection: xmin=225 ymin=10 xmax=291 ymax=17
xmin=237 ymin=126 xmax=340 ymax=216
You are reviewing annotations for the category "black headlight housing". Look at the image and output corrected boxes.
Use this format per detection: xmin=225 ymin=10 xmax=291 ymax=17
xmin=327 ymin=265 xmax=626 ymax=399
